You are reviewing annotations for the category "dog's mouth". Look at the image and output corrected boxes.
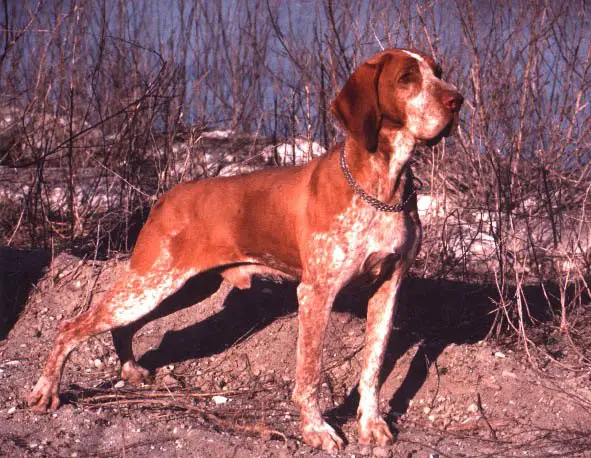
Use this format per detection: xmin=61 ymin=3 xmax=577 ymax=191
xmin=424 ymin=113 xmax=458 ymax=147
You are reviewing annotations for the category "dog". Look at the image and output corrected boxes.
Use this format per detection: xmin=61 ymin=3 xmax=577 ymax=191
xmin=28 ymin=48 xmax=462 ymax=452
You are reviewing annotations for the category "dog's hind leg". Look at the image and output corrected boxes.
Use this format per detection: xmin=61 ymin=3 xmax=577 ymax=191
xmin=111 ymin=270 xmax=224 ymax=385
xmin=28 ymin=258 xmax=198 ymax=412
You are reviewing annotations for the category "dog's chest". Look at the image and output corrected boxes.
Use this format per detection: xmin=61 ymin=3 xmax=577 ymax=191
xmin=307 ymin=198 xmax=416 ymax=281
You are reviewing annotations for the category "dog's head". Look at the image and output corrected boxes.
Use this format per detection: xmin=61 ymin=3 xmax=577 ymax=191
xmin=331 ymin=48 xmax=463 ymax=151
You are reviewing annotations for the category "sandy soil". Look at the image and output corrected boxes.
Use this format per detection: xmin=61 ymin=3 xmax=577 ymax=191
xmin=1 ymin=249 xmax=590 ymax=457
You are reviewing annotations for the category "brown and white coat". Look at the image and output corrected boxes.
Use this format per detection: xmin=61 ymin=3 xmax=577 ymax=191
xmin=29 ymin=48 xmax=463 ymax=452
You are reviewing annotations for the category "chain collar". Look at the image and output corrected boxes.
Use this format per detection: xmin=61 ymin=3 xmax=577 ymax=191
xmin=339 ymin=147 xmax=420 ymax=213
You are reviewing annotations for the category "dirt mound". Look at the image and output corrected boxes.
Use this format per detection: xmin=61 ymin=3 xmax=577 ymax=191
xmin=1 ymin=252 xmax=590 ymax=456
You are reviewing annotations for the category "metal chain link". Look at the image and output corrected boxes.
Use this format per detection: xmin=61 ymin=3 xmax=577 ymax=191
xmin=339 ymin=147 xmax=419 ymax=213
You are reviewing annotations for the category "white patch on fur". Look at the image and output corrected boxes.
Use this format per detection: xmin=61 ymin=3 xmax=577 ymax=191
xmin=331 ymin=245 xmax=346 ymax=265
xmin=402 ymin=53 xmax=458 ymax=140
xmin=357 ymin=279 xmax=400 ymax=419
xmin=110 ymin=265 xmax=197 ymax=327
xmin=304 ymin=132 xmax=418 ymax=290
xmin=307 ymin=199 xmax=414 ymax=293
xmin=385 ymin=129 xmax=415 ymax=181
xmin=108 ymin=247 xmax=197 ymax=327
xmin=402 ymin=50 xmax=424 ymax=62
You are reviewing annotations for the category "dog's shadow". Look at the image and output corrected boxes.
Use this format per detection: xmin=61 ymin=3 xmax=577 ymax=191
xmin=121 ymin=270 xmax=501 ymax=427
xmin=328 ymin=276 xmax=498 ymax=427
xmin=136 ymin=272 xmax=298 ymax=370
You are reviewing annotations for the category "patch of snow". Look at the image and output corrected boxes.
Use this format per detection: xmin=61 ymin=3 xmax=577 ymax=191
xmin=218 ymin=163 xmax=259 ymax=177
xmin=262 ymin=138 xmax=326 ymax=166
xmin=417 ymin=194 xmax=445 ymax=219
xmin=201 ymin=130 xmax=234 ymax=139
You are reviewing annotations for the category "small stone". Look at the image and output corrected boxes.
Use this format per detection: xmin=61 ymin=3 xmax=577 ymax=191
xmin=423 ymin=406 xmax=431 ymax=414
xmin=428 ymin=414 xmax=436 ymax=422
xmin=93 ymin=359 xmax=103 ymax=369
xmin=114 ymin=380 xmax=125 ymax=388
xmin=494 ymin=351 xmax=506 ymax=358
xmin=212 ymin=395 xmax=228 ymax=405
xmin=467 ymin=403 xmax=478 ymax=413
xmin=7 ymin=406 xmax=16 ymax=415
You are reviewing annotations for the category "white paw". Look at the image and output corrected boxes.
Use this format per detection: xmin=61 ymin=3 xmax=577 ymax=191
xmin=120 ymin=361 xmax=151 ymax=385
xmin=301 ymin=420 xmax=345 ymax=453
xmin=28 ymin=375 xmax=60 ymax=412
xmin=358 ymin=415 xmax=393 ymax=445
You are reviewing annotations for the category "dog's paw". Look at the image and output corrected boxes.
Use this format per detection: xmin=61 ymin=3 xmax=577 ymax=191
xmin=301 ymin=420 xmax=344 ymax=453
xmin=28 ymin=375 xmax=60 ymax=412
xmin=120 ymin=361 xmax=151 ymax=385
xmin=358 ymin=415 xmax=393 ymax=446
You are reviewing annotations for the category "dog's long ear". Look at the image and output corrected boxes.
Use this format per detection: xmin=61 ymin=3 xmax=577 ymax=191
xmin=330 ymin=54 xmax=391 ymax=152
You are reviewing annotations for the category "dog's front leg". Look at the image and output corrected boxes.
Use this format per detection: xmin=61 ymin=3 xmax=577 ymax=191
xmin=293 ymin=281 xmax=344 ymax=452
xmin=357 ymin=270 xmax=405 ymax=445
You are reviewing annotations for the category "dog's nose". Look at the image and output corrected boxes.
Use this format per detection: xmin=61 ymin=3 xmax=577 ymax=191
xmin=443 ymin=92 xmax=464 ymax=113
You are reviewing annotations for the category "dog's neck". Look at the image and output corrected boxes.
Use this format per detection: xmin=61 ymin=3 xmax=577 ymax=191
xmin=344 ymin=127 xmax=415 ymax=206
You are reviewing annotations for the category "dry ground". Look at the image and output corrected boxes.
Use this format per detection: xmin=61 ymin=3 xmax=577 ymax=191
xmin=1 ymin=248 xmax=590 ymax=457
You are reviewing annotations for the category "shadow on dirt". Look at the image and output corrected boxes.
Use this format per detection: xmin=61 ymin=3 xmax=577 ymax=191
xmin=137 ymin=274 xmax=298 ymax=371
xmin=93 ymin=269 xmax=562 ymax=429
xmin=0 ymin=247 xmax=51 ymax=339
xmin=124 ymin=271 xmax=500 ymax=422
xmin=327 ymin=275 xmax=499 ymax=427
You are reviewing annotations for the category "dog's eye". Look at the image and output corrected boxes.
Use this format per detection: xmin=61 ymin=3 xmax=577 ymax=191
xmin=398 ymin=72 xmax=416 ymax=84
